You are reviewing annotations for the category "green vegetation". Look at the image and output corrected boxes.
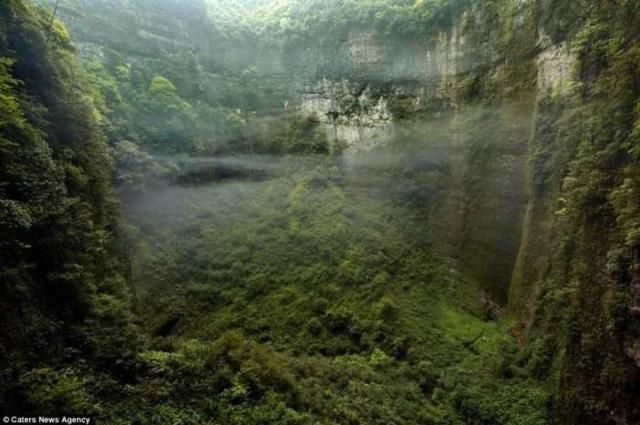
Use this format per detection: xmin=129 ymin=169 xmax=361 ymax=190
xmin=0 ymin=0 xmax=138 ymax=412
xmin=1 ymin=0 xmax=639 ymax=423
xmin=83 ymin=52 xmax=297 ymax=156
xmin=508 ymin=2 xmax=640 ymax=422
xmin=255 ymin=0 xmax=471 ymax=40
xmin=116 ymin=157 xmax=549 ymax=424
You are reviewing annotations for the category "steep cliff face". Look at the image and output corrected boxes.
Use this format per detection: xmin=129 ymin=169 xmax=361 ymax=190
xmin=508 ymin=38 xmax=577 ymax=319
xmin=290 ymin=9 xmax=531 ymax=302
xmin=0 ymin=0 xmax=139 ymax=412
xmin=508 ymin=3 xmax=640 ymax=420
xmin=299 ymin=79 xmax=393 ymax=152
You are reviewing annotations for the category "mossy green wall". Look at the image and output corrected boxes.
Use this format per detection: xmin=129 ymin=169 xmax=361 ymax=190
xmin=504 ymin=1 xmax=640 ymax=423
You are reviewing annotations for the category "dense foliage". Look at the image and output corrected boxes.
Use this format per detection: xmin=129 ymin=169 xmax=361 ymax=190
xmin=509 ymin=1 xmax=640 ymax=422
xmin=111 ymin=156 xmax=549 ymax=424
xmin=254 ymin=0 xmax=471 ymax=40
xmin=1 ymin=0 xmax=639 ymax=424
xmin=0 ymin=0 xmax=138 ymax=413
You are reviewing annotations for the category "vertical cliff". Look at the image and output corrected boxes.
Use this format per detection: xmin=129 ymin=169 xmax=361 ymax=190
xmin=508 ymin=2 xmax=640 ymax=422
xmin=0 ymin=0 xmax=139 ymax=413
xmin=284 ymin=2 xmax=533 ymax=303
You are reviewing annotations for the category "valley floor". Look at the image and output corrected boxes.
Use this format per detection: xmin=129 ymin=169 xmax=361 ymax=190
xmin=115 ymin=156 xmax=550 ymax=424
